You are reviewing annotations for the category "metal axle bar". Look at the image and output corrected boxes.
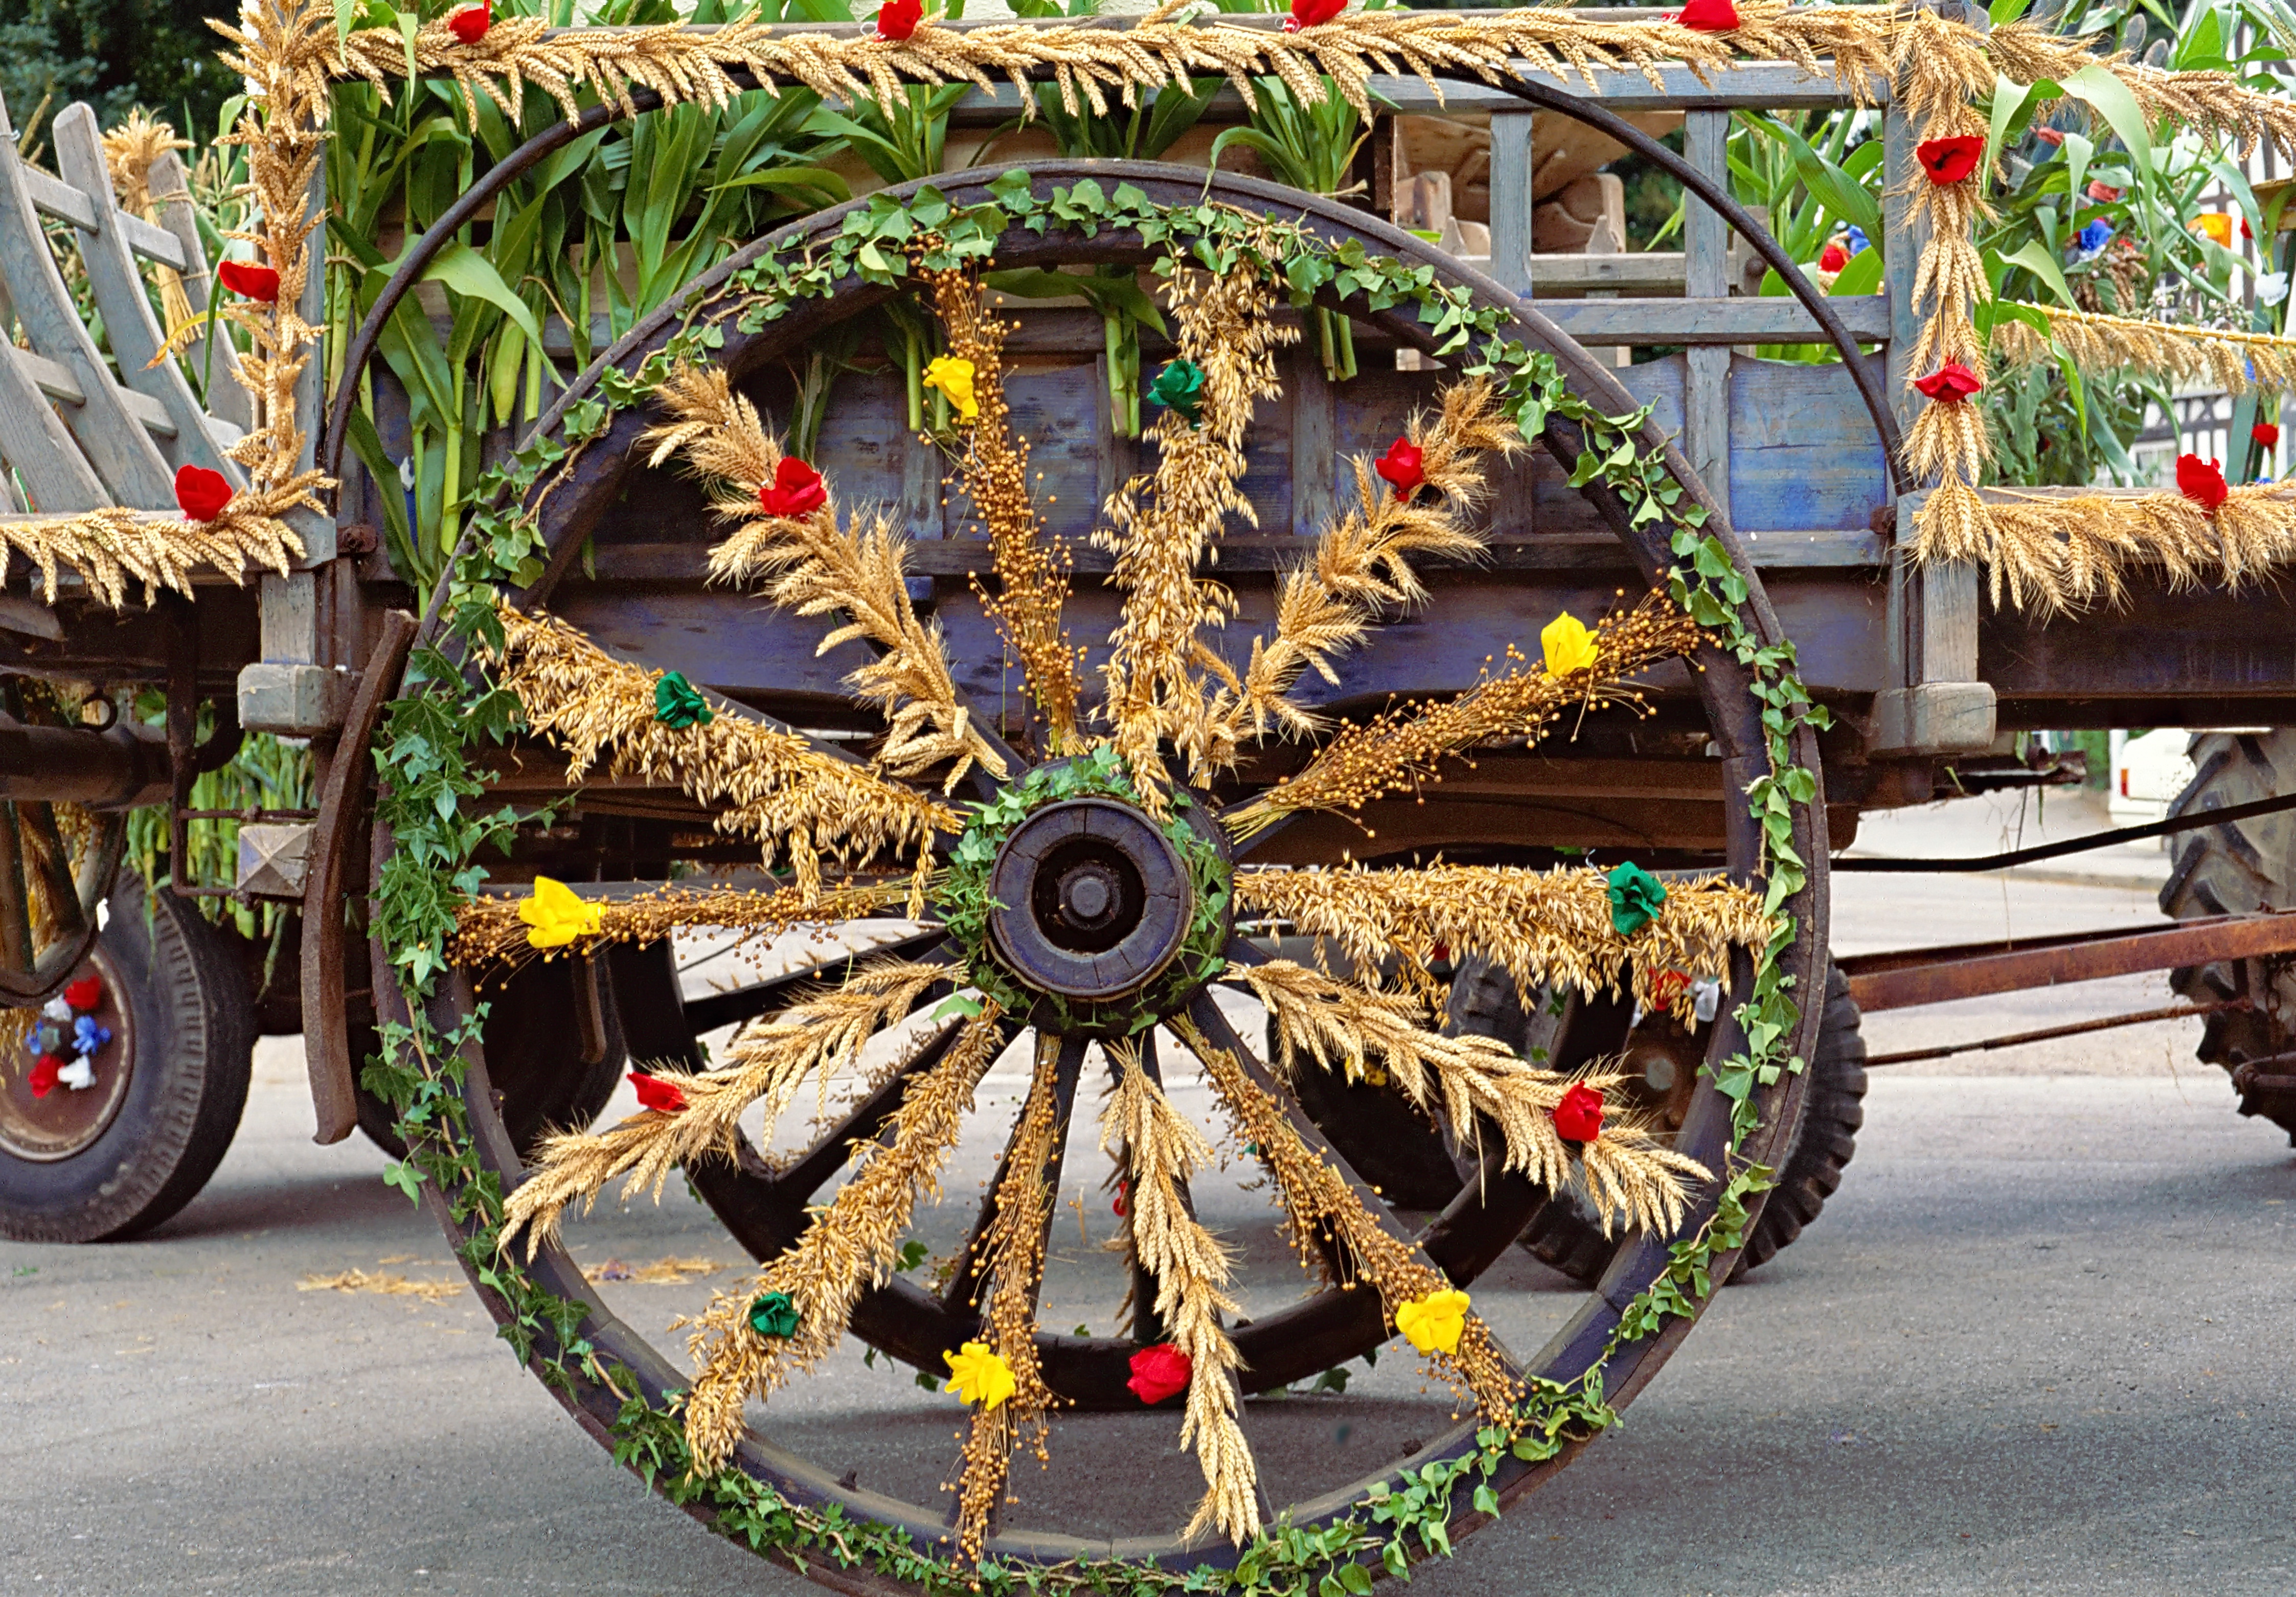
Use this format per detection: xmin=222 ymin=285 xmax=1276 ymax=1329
xmin=1862 ymin=998 xmax=2248 ymax=1067
xmin=1840 ymin=911 xmax=2296 ymax=1013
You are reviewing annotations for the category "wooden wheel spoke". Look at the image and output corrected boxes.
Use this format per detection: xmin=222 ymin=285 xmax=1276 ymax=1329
xmin=1118 ymin=1030 xmax=1181 ymax=1347
xmin=773 ymin=1013 xmax=968 ymax=1202
xmin=0 ymin=802 xmax=35 ymax=974
xmin=942 ymin=1031 xmax=1086 ymax=1315
xmin=17 ymin=802 xmax=86 ymax=945
xmin=680 ymin=927 xmax=950 ymax=1035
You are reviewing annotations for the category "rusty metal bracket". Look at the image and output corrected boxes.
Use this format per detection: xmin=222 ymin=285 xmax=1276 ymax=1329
xmin=1833 ymin=788 xmax=2296 ymax=874
xmin=1841 ymin=911 xmax=2296 ymax=1013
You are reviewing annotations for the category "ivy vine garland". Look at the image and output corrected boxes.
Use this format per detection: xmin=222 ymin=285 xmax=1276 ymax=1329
xmin=361 ymin=170 xmax=1828 ymax=1595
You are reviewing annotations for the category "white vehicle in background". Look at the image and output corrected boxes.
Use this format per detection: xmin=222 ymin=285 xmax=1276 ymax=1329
xmin=2110 ymin=728 xmax=2201 ymax=828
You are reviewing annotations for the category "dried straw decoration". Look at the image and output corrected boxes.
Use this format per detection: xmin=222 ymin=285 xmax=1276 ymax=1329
xmin=1174 ymin=1015 xmax=1517 ymax=1420
xmin=1227 ymin=589 xmax=1701 ymax=839
xmin=1235 ymin=862 xmax=1770 ymax=1018
xmin=1099 ymin=263 xmax=1294 ymax=802
xmin=449 ymin=877 xmax=916 ymax=969
xmin=499 ymin=958 xmax=952 ymax=1257
xmin=1218 ymin=378 xmax=1517 ymax=746
xmin=950 ymin=1032 xmax=1066 ymax=1560
xmin=922 ymin=267 xmax=1082 ymax=748
xmin=101 ymin=111 xmax=197 ymax=336
xmin=1100 ymin=1046 xmax=1258 ymax=1545
xmin=679 ymin=1006 xmax=1008 ymax=1474
xmin=485 ymin=604 xmax=955 ymax=899
xmin=0 ymin=507 xmax=304 ymax=608
xmin=1993 ymin=302 xmax=2296 ymax=397
xmin=1960 ymin=482 xmax=2296 ymax=612
xmin=646 ymin=363 xmax=1003 ymax=790
xmin=1239 ymin=959 xmax=1706 ymax=1239
xmin=1989 ymin=20 xmax=2296 ymax=161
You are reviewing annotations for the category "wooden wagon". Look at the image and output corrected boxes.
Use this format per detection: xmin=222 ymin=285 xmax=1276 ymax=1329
xmin=6 ymin=2 xmax=2296 ymax=1588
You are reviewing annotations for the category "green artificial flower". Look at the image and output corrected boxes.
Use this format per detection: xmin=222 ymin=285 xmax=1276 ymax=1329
xmin=654 ymin=670 xmax=714 ymax=729
xmin=1606 ymin=861 xmax=1668 ymax=937
xmin=1148 ymin=358 xmax=1205 ymax=425
xmin=747 ymin=1290 xmax=801 ymax=1340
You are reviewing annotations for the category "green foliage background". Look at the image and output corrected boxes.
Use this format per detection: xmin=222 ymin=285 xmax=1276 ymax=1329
xmin=0 ymin=0 xmax=238 ymax=133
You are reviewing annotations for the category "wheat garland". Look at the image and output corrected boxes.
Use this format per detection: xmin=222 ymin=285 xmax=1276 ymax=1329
xmin=485 ymin=604 xmax=955 ymax=900
xmin=678 ymin=1005 xmax=1008 ymax=1474
xmin=1100 ymin=1046 xmax=1258 ymax=1545
xmin=1217 ymin=377 xmax=1517 ymax=746
xmin=950 ymin=1031 xmax=1066 ymax=1560
xmin=450 ymin=877 xmax=918 ymax=970
xmin=645 ymin=362 xmax=1003 ymax=791
xmin=1235 ymin=862 xmax=1771 ymax=1018
xmin=1227 ymin=590 xmax=1701 ymax=838
xmin=498 ymin=959 xmax=952 ymax=1257
xmin=922 ymin=267 xmax=1083 ymax=748
xmin=1993 ymin=303 xmax=2296 ymax=397
xmin=1098 ymin=262 xmax=1294 ymax=803
xmin=1174 ymin=1015 xmax=1517 ymax=1419
xmin=1944 ymin=482 xmax=2296 ymax=612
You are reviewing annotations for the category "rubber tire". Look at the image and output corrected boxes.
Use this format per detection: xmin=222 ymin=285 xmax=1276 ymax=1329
xmin=354 ymin=952 xmax=628 ymax=1158
xmin=2159 ymin=729 xmax=2296 ymax=1142
xmin=1444 ymin=956 xmax=1868 ymax=1283
xmin=0 ymin=873 xmax=255 ymax=1243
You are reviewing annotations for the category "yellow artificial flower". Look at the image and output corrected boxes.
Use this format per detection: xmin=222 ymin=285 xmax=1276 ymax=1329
xmin=2191 ymin=211 xmax=2234 ymax=248
xmin=1540 ymin=611 xmax=1599 ymax=677
xmin=518 ymin=875 xmax=604 ymax=949
xmin=1394 ymin=1288 xmax=1471 ymax=1356
xmin=923 ymin=355 xmax=980 ymax=420
xmin=944 ymin=1340 xmax=1015 ymax=1410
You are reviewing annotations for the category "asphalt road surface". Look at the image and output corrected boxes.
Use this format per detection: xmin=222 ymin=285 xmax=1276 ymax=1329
xmin=5 ymin=824 xmax=2293 ymax=1595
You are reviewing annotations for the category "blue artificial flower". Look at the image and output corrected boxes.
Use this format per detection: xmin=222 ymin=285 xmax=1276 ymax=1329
xmin=1843 ymin=224 xmax=1872 ymax=257
xmin=2077 ymin=219 xmax=2115 ymax=254
xmin=32 ymin=1023 xmax=61 ymax=1055
xmin=72 ymin=1016 xmax=110 ymax=1057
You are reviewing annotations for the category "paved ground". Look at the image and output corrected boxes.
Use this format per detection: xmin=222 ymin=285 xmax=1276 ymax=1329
xmin=5 ymin=802 xmax=2293 ymax=1595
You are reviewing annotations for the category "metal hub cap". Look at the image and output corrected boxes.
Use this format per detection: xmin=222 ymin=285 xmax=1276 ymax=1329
xmin=987 ymin=798 xmax=1192 ymax=1001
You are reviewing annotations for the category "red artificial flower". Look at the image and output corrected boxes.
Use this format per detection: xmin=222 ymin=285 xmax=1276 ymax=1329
xmin=1112 ymin=1177 xmax=1130 ymax=1219
xmin=217 ymin=260 xmax=280 ymax=303
xmin=1914 ymin=362 xmax=1984 ymax=403
xmin=1553 ymin=1082 xmax=1605 ymax=1143
xmin=174 ymin=464 xmax=234 ymax=522
xmin=875 ymin=0 xmax=921 ymax=39
xmin=1127 ymin=1343 xmax=1193 ymax=1405
xmin=2177 ymin=453 xmax=2230 ymax=512
xmin=758 ymin=457 xmax=827 ymax=518
xmin=1283 ymin=0 xmax=1345 ymax=31
xmin=1674 ymin=0 xmax=1739 ymax=30
xmin=1818 ymin=242 xmax=1849 ymax=273
xmin=2086 ymin=179 xmax=2122 ymax=203
xmin=1375 ymin=437 xmax=1425 ymax=498
xmin=448 ymin=2 xmax=490 ymax=43
xmin=1648 ymin=969 xmax=1690 ymax=1012
xmin=2255 ymin=422 xmax=2281 ymax=449
xmin=629 ymin=1072 xmax=688 ymax=1114
xmin=63 ymin=975 xmax=103 ymax=1012
xmin=1916 ymin=135 xmax=1986 ymax=187
xmin=2243 ymin=217 xmax=2255 ymax=240
xmin=2034 ymin=126 xmax=2065 ymax=147
xmin=29 ymin=1055 xmax=61 ymax=1099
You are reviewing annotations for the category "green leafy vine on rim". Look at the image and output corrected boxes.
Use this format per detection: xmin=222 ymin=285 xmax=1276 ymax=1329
xmin=357 ymin=170 xmax=1827 ymax=1594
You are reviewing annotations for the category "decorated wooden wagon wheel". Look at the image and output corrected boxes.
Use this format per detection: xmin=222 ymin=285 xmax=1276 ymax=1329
xmin=365 ymin=165 xmax=1834 ymax=1590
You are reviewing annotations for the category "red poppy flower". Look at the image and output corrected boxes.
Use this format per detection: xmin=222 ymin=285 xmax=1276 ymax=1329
xmin=1649 ymin=969 xmax=1690 ymax=1012
xmin=1127 ymin=1343 xmax=1192 ymax=1405
xmin=63 ymin=975 xmax=103 ymax=1012
xmin=448 ymin=2 xmax=490 ymax=43
xmin=1375 ymin=437 xmax=1424 ymax=498
xmin=2177 ymin=454 xmax=2230 ymax=511
xmin=174 ymin=464 xmax=234 ymax=522
xmin=29 ymin=1055 xmax=61 ymax=1099
xmin=1916 ymin=135 xmax=1986 ymax=187
xmin=1914 ymin=363 xmax=1984 ymax=403
xmin=2086 ymin=179 xmax=2122 ymax=203
xmin=2255 ymin=422 xmax=2281 ymax=449
xmin=1112 ymin=1177 xmax=1130 ymax=1219
xmin=629 ymin=1072 xmax=688 ymax=1114
xmin=876 ymin=0 xmax=921 ymax=39
xmin=758 ymin=458 xmax=827 ymax=518
xmin=1674 ymin=0 xmax=1738 ymax=30
xmin=1283 ymin=0 xmax=1344 ymax=31
xmin=217 ymin=259 xmax=280 ymax=303
xmin=2242 ymin=217 xmax=2255 ymax=241
xmin=1818 ymin=242 xmax=1849 ymax=273
xmin=1553 ymin=1082 xmax=1605 ymax=1143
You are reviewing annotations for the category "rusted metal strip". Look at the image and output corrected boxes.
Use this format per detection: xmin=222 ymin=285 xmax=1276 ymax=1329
xmin=1833 ymin=788 xmax=2296 ymax=873
xmin=1842 ymin=911 xmax=2296 ymax=1013
xmin=300 ymin=609 xmax=416 ymax=1145
xmin=1863 ymin=998 xmax=2248 ymax=1066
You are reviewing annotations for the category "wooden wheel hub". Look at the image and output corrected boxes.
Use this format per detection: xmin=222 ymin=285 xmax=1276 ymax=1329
xmin=988 ymin=798 xmax=1192 ymax=1002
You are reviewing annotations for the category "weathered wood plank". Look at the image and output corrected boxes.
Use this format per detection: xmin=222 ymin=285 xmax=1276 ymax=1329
xmin=51 ymin=104 xmax=242 ymax=483
xmin=0 ymin=101 xmax=175 ymax=507
xmin=17 ymin=162 xmax=186 ymax=271
xmin=1537 ymin=294 xmax=1892 ymax=344
xmin=1489 ymin=112 xmax=1534 ymax=297
xmin=1728 ymin=355 xmax=1891 ymax=533
xmin=146 ymin=149 xmax=252 ymax=433
xmin=1683 ymin=108 xmax=1731 ymax=523
xmin=0 ymin=342 xmax=109 ymax=512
